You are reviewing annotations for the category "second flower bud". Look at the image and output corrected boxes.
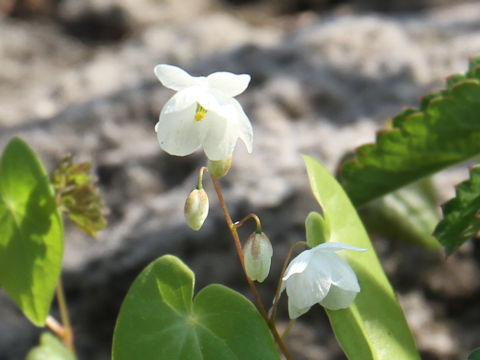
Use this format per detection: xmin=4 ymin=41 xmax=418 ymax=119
xmin=184 ymin=188 xmax=209 ymax=231
xmin=243 ymin=232 xmax=273 ymax=283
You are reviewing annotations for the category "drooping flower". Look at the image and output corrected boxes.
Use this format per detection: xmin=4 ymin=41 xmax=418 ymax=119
xmin=282 ymin=242 xmax=366 ymax=319
xmin=154 ymin=64 xmax=253 ymax=161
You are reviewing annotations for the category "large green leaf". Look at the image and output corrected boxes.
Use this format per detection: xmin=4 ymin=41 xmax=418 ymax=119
xmin=112 ymin=255 xmax=280 ymax=360
xmin=434 ymin=165 xmax=480 ymax=254
xmin=304 ymin=155 xmax=420 ymax=360
xmin=0 ymin=138 xmax=64 ymax=326
xmin=26 ymin=332 xmax=76 ymax=360
xmin=360 ymin=179 xmax=442 ymax=249
xmin=340 ymin=56 xmax=480 ymax=206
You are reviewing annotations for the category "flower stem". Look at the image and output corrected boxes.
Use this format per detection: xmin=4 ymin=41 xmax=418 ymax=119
xmin=197 ymin=166 xmax=208 ymax=189
xmin=45 ymin=315 xmax=65 ymax=337
xmin=281 ymin=319 xmax=296 ymax=341
xmin=210 ymin=173 xmax=293 ymax=360
xmin=234 ymin=213 xmax=262 ymax=233
xmin=55 ymin=278 xmax=75 ymax=354
xmin=270 ymin=241 xmax=307 ymax=323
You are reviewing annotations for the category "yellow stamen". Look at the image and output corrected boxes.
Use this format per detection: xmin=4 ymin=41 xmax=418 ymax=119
xmin=195 ymin=103 xmax=208 ymax=122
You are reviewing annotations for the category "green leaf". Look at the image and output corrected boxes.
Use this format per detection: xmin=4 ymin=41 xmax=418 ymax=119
xmin=468 ymin=347 xmax=480 ymax=360
xmin=360 ymin=179 xmax=442 ymax=249
xmin=0 ymin=138 xmax=64 ymax=326
xmin=112 ymin=255 xmax=280 ymax=360
xmin=340 ymin=56 xmax=480 ymax=206
xmin=434 ymin=165 xmax=480 ymax=254
xmin=305 ymin=211 xmax=330 ymax=248
xmin=26 ymin=332 xmax=76 ymax=360
xmin=304 ymin=155 xmax=420 ymax=360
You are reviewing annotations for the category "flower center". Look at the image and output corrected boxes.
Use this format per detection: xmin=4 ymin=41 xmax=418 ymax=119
xmin=195 ymin=103 xmax=208 ymax=122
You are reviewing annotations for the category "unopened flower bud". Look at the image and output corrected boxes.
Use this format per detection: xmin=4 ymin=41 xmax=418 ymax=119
xmin=243 ymin=232 xmax=273 ymax=282
xmin=184 ymin=188 xmax=209 ymax=231
xmin=207 ymin=155 xmax=232 ymax=178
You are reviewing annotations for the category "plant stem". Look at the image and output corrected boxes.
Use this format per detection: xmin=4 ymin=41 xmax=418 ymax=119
xmin=56 ymin=278 xmax=75 ymax=354
xmin=210 ymin=174 xmax=293 ymax=360
xmin=234 ymin=213 xmax=262 ymax=233
xmin=197 ymin=166 xmax=208 ymax=189
xmin=45 ymin=315 xmax=64 ymax=337
xmin=281 ymin=319 xmax=296 ymax=341
xmin=270 ymin=241 xmax=307 ymax=323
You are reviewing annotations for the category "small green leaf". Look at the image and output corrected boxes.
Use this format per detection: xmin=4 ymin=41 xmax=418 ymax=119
xmin=468 ymin=347 xmax=480 ymax=360
xmin=305 ymin=211 xmax=330 ymax=248
xmin=304 ymin=155 xmax=420 ymax=360
xmin=434 ymin=165 xmax=480 ymax=254
xmin=0 ymin=138 xmax=63 ymax=326
xmin=340 ymin=56 xmax=480 ymax=206
xmin=112 ymin=255 xmax=280 ymax=360
xmin=360 ymin=179 xmax=442 ymax=249
xmin=26 ymin=332 xmax=76 ymax=360
xmin=52 ymin=155 xmax=107 ymax=237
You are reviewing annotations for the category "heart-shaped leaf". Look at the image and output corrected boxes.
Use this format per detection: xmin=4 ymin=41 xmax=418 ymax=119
xmin=0 ymin=138 xmax=64 ymax=326
xmin=112 ymin=255 xmax=280 ymax=360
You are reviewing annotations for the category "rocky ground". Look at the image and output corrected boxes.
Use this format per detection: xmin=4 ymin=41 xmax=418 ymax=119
xmin=1 ymin=0 xmax=480 ymax=359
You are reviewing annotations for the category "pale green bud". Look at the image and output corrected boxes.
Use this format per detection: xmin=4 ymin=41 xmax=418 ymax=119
xmin=184 ymin=188 xmax=209 ymax=231
xmin=243 ymin=232 xmax=273 ymax=282
xmin=207 ymin=155 xmax=232 ymax=178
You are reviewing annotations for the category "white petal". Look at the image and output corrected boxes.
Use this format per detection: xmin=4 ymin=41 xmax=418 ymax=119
xmin=202 ymin=99 xmax=252 ymax=157
xmin=161 ymin=87 xmax=202 ymax=115
xmin=315 ymin=252 xmax=360 ymax=292
xmin=282 ymin=249 xmax=313 ymax=281
xmin=319 ymin=285 xmax=358 ymax=310
xmin=285 ymin=267 xmax=331 ymax=311
xmin=288 ymin=299 xmax=311 ymax=319
xmin=207 ymin=72 xmax=250 ymax=97
xmin=154 ymin=64 xmax=205 ymax=91
xmin=194 ymin=88 xmax=227 ymax=114
xmin=230 ymin=99 xmax=253 ymax=153
xmin=199 ymin=111 xmax=231 ymax=161
xmin=155 ymin=102 xmax=205 ymax=156
xmin=313 ymin=242 xmax=367 ymax=253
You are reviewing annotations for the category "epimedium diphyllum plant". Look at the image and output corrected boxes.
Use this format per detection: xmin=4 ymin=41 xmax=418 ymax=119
xmin=111 ymin=65 xmax=420 ymax=360
xmin=4 ymin=58 xmax=480 ymax=359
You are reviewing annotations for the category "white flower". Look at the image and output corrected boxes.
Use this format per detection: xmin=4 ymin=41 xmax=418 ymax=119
xmin=282 ymin=242 xmax=366 ymax=319
xmin=154 ymin=64 xmax=253 ymax=161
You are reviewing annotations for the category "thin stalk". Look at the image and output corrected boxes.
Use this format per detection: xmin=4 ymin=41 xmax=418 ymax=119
xmin=56 ymin=278 xmax=75 ymax=354
xmin=45 ymin=315 xmax=65 ymax=338
xmin=210 ymin=173 xmax=293 ymax=360
xmin=270 ymin=241 xmax=307 ymax=323
xmin=197 ymin=166 xmax=208 ymax=189
xmin=234 ymin=213 xmax=262 ymax=233
xmin=281 ymin=319 xmax=296 ymax=341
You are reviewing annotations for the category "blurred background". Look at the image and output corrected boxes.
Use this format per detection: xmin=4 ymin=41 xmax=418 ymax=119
xmin=1 ymin=0 xmax=480 ymax=359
